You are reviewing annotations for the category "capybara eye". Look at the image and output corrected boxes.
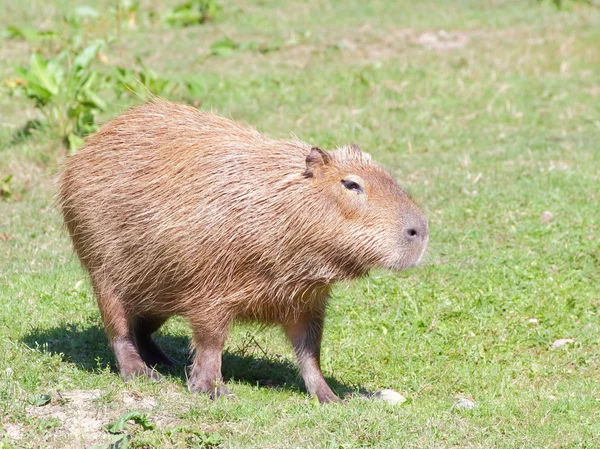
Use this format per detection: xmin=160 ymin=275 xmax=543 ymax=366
xmin=341 ymin=179 xmax=363 ymax=193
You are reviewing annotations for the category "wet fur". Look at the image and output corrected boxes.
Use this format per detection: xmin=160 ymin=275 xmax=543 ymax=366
xmin=58 ymin=100 xmax=428 ymax=402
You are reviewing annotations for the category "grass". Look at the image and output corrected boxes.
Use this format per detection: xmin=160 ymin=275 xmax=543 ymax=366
xmin=1 ymin=0 xmax=600 ymax=447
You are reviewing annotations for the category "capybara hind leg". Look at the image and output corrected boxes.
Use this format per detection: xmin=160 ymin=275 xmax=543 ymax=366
xmin=188 ymin=321 xmax=233 ymax=399
xmin=284 ymin=311 xmax=340 ymax=404
xmin=133 ymin=315 xmax=178 ymax=367
xmin=94 ymin=283 xmax=156 ymax=381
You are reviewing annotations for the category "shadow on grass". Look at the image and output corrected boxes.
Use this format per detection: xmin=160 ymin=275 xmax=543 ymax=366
xmin=22 ymin=323 xmax=358 ymax=398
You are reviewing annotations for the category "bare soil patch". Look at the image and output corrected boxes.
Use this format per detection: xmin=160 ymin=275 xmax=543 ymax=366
xmin=6 ymin=389 xmax=168 ymax=448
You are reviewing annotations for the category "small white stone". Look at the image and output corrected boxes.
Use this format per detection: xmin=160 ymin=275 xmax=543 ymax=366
xmin=528 ymin=318 xmax=539 ymax=324
xmin=541 ymin=211 xmax=554 ymax=224
xmin=454 ymin=397 xmax=475 ymax=410
xmin=372 ymin=389 xmax=406 ymax=405
xmin=551 ymin=338 xmax=575 ymax=349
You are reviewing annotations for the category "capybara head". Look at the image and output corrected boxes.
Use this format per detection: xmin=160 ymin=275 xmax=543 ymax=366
xmin=304 ymin=144 xmax=428 ymax=273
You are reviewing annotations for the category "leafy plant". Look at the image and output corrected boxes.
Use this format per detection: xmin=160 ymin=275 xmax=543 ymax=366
xmin=163 ymin=0 xmax=222 ymax=27
xmin=166 ymin=426 xmax=223 ymax=447
xmin=3 ymin=25 xmax=57 ymax=41
xmin=105 ymin=411 xmax=155 ymax=434
xmin=209 ymin=36 xmax=239 ymax=56
xmin=89 ymin=411 xmax=155 ymax=449
xmin=9 ymin=41 xmax=107 ymax=151
xmin=27 ymin=393 xmax=51 ymax=406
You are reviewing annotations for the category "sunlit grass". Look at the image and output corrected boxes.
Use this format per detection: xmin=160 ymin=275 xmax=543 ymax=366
xmin=1 ymin=1 xmax=599 ymax=447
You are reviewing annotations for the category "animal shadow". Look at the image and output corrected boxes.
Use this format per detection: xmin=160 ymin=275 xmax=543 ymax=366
xmin=22 ymin=323 xmax=358 ymax=398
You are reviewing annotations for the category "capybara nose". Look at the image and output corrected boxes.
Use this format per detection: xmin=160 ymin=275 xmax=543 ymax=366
xmin=403 ymin=218 xmax=429 ymax=243
xmin=405 ymin=227 xmax=419 ymax=238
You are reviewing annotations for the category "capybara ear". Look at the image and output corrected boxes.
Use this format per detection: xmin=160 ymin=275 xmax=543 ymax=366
xmin=350 ymin=143 xmax=361 ymax=153
xmin=304 ymin=147 xmax=330 ymax=178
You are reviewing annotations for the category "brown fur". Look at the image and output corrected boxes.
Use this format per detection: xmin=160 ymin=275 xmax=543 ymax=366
xmin=58 ymin=100 xmax=428 ymax=402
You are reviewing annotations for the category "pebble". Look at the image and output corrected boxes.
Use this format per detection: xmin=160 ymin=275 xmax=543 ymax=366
xmin=551 ymin=338 xmax=575 ymax=349
xmin=454 ymin=397 xmax=475 ymax=410
xmin=372 ymin=389 xmax=407 ymax=405
xmin=541 ymin=211 xmax=554 ymax=224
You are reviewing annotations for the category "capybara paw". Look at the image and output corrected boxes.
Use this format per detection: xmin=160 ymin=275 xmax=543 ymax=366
xmin=316 ymin=391 xmax=340 ymax=404
xmin=144 ymin=367 xmax=163 ymax=382
xmin=212 ymin=384 xmax=234 ymax=400
xmin=188 ymin=377 xmax=233 ymax=399
xmin=120 ymin=365 xmax=162 ymax=382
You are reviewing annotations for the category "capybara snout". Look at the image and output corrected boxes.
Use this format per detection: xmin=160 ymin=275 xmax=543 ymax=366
xmin=58 ymin=100 xmax=428 ymax=403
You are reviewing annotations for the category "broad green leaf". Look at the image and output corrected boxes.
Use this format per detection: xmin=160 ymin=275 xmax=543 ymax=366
xmin=81 ymin=88 xmax=107 ymax=111
xmin=209 ymin=37 xmax=238 ymax=56
xmin=104 ymin=411 xmax=155 ymax=434
xmin=27 ymin=393 xmax=51 ymax=406
xmin=29 ymin=54 xmax=59 ymax=96
xmin=13 ymin=65 xmax=54 ymax=105
xmin=74 ymin=40 xmax=104 ymax=70
xmin=6 ymin=26 xmax=36 ymax=40
xmin=67 ymin=133 xmax=85 ymax=152
xmin=5 ymin=25 xmax=56 ymax=40
xmin=25 ymin=83 xmax=53 ymax=106
xmin=75 ymin=109 xmax=96 ymax=135
xmin=46 ymin=58 xmax=65 ymax=86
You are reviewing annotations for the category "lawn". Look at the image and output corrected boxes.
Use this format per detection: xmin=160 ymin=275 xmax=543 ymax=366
xmin=1 ymin=0 xmax=599 ymax=447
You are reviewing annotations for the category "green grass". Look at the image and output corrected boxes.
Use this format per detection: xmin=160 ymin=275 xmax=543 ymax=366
xmin=1 ymin=0 xmax=600 ymax=447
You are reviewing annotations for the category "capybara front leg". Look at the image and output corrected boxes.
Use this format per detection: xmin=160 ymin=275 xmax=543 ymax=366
xmin=188 ymin=322 xmax=232 ymax=399
xmin=284 ymin=312 xmax=340 ymax=403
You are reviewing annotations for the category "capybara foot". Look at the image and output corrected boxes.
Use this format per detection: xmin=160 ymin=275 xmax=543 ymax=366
xmin=209 ymin=384 xmax=234 ymax=400
xmin=120 ymin=365 xmax=162 ymax=382
xmin=188 ymin=375 xmax=233 ymax=399
xmin=114 ymin=338 xmax=161 ymax=381
xmin=316 ymin=390 xmax=340 ymax=404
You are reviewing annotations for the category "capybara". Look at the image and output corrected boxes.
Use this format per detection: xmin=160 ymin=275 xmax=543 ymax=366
xmin=58 ymin=100 xmax=428 ymax=403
